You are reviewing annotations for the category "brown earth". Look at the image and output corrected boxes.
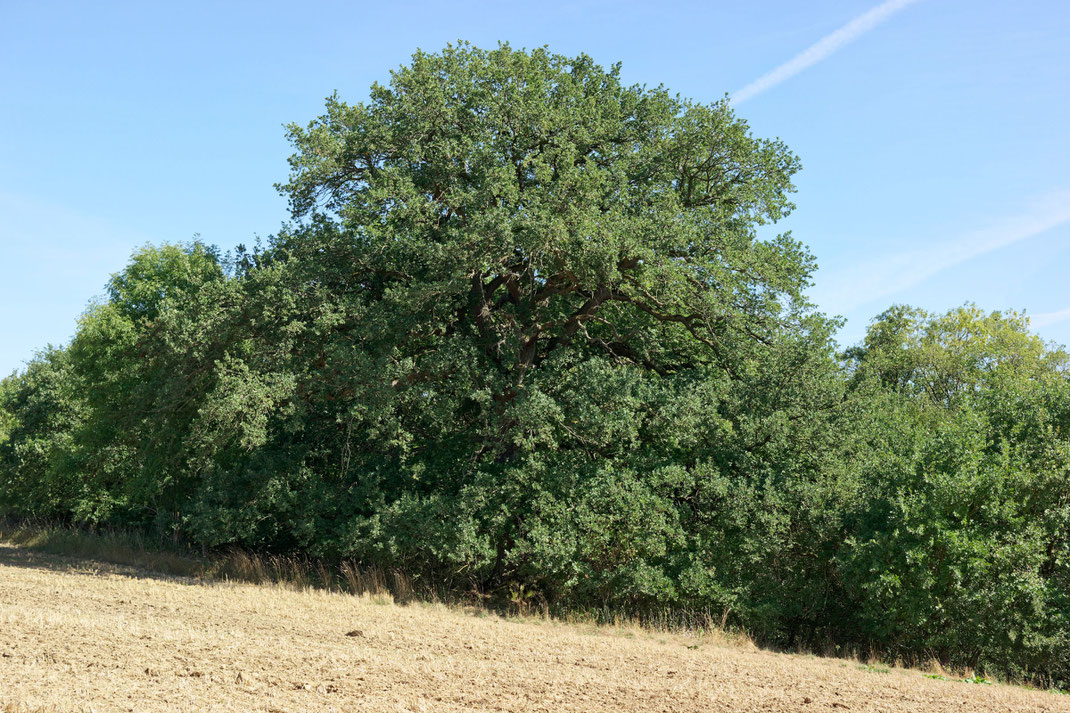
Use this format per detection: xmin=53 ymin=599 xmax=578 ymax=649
xmin=1 ymin=542 xmax=1066 ymax=712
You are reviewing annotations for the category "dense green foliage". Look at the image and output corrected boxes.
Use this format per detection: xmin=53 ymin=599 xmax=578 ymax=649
xmin=2 ymin=44 xmax=1068 ymax=685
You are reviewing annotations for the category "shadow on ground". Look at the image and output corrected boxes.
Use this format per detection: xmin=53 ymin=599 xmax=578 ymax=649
xmin=0 ymin=542 xmax=203 ymax=585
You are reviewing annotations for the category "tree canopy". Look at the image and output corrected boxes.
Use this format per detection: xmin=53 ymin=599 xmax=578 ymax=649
xmin=278 ymin=44 xmax=811 ymax=392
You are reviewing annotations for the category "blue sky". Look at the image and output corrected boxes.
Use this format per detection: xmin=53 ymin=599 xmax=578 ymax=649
xmin=2 ymin=0 xmax=1068 ymax=374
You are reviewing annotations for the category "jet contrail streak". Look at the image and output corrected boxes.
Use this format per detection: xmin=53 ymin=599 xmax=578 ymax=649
xmin=733 ymin=0 xmax=924 ymax=104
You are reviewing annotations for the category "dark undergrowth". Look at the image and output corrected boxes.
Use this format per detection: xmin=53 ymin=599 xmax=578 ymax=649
xmin=0 ymin=516 xmax=731 ymax=631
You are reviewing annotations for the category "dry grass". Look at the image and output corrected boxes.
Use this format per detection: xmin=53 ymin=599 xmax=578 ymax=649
xmin=1 ymin=543 xmax=1068 ymax=712
xmin=0 ymin=521 xmax=452 ymax=606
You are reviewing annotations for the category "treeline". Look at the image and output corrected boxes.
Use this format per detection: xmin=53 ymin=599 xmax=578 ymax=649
xmin=2 ymin=44 xmax=1069 ymax=686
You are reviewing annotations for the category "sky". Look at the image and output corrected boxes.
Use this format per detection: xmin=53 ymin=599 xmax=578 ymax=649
xmin=1 ymin=0 xmax=1068 ymax=374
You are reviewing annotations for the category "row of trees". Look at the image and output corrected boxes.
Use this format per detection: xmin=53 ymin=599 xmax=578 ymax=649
xmin=2 ymin=44 xmax=1069 ymax=685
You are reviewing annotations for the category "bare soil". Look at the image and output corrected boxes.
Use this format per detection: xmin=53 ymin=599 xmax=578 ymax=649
xmin=1 ymin=543 xmax=1066 ymax=712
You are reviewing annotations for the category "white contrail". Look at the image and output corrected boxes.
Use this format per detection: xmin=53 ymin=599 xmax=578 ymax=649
xmin=733 ymin=0 xmax=924 ymax=104
xmin=812 ymin=189 xmax=1070 ymax=313
xmin=1031 ymin=306 xmax=1070 ymax=329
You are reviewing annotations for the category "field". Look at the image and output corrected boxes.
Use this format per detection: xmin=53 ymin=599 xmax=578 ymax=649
xmin=1 ymin=542 xmax=1066 ymax=713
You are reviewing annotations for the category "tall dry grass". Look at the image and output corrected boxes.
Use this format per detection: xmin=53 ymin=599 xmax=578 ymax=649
xmin=0 ymin=518 xmax=415 ymax=602
xmin=0 ymin=517 xmax=749 ymax=640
